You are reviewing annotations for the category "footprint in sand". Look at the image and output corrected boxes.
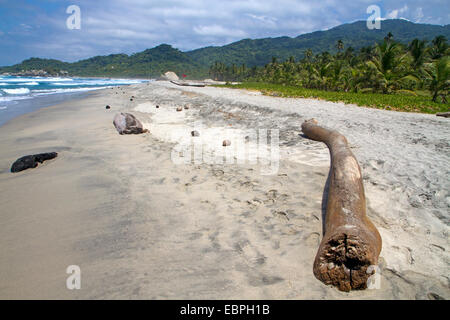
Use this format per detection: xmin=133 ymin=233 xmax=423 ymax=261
xmin=215 ymin=182 xmax=227 ymax=192
xmin=272 ymin=210 xmax=290 ymax=222
xmin=246 ymin=198 xmax=263 ymax=210
xmin=304 ymin=232 xmax=321 ymax=247
xmin=233 ymin=238 xmax=266 ymax=268
xmin=263 ymin=189 xmax=291 ymax=205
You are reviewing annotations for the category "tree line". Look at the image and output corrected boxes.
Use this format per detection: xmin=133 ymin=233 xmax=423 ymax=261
xmin=209 ymin=34 xmax=449 ymax=103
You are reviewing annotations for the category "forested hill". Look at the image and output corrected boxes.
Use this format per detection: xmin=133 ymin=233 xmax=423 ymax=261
xmin=188 ymin=19 xmax=450 ymax=67
xmin=1 ymin=19 xmax=449 ymax=78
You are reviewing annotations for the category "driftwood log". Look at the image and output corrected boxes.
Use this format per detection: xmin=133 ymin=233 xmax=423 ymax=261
xmin=301 ymin=119 xmax=382 ymax=291
xmin=170 ymin=80 xmax=206 ymax=87
xmin=436 ymin=112 xmax=450 ymax=118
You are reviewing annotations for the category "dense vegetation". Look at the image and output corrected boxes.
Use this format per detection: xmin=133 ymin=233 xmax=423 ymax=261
xmin=210 ymin=34 xmax=450 ymax=112
xmin=217 ymin=82 xmax=448 ymax=114
xmin=1 ymin=19 xmax=449 ymax=79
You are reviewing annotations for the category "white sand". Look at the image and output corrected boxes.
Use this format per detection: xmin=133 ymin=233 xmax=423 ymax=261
xmin=0 ymin=81 xmax=448 ymax=299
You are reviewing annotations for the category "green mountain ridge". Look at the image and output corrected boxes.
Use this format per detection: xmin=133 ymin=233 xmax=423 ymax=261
xmin=1 ymin=19 xmax=449 ymax=78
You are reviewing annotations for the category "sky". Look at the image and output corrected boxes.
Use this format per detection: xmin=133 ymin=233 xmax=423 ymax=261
xmin=0 ymin=0 xmax=449 ymax=66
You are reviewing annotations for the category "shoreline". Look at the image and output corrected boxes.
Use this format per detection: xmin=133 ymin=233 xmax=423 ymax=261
xmin=0 ymin=76 xmax=151 ymax=127
xmin=0 ymin=90 xmax=93 ymax=128
xmin=0 ymin=81 xmax=448 ymax=299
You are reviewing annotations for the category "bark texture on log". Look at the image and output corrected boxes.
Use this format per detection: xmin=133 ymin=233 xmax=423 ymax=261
xmin=301 ymin=119 xmax=382 ymax=292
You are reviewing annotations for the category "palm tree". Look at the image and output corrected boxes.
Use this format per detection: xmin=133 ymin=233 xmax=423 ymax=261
xmin=384 ymin=32 xmax=394 ymax=42
xmin=336 ymin=40 xmax=344 ymax=55
xmin=408 ymin=38 xmax=428 ymax=69
xmin=329 ymin=60 xmax=346 ymax=90
xmin=424 ymin=56 xmax=450 ymax=102
xmin=366 ymin=39 xmax=412 ymax=92
xmin=360 ymin=46 xmax=375 ymax=62
xmin=304 ymin=49 xmax=313 ymax=62
xmin=430 ymin=35 xmax=448 ymax=59
xmin=343 ymin=47 xmax=354 ymax=60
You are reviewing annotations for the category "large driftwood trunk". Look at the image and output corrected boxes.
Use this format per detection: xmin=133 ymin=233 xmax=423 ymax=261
xmin=301 ymin=119 xmax=382 ymax=291
xmin=170 ymin=80 xmax=206 ymax=87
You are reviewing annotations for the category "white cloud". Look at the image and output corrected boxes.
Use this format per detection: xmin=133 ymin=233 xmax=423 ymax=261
xmin=415 ymin=7 xmax=424 ymax=22
xmin=386 ymin=4 xmax=409 ymax=19
xmin=246 ymin=14 xmax=278 ymax=26
xmin=193 ymin=25 xmax=247 ymax=37
xmin=1 ymin=0 xmax=449 ymax=65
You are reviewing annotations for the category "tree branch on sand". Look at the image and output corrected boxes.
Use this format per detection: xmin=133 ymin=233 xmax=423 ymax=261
xmin=301 ymin=119 xmax=382 ymax=291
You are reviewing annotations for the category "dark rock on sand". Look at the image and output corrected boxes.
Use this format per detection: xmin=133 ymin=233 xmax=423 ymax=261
xmin=11 ymin=152 xmax=58 ymax=173
xmin=106 ymin=105 xmax=111 ymax=109
xmin=176 ymin=107 xmax=183 ymax=112
xmin=113 ymin=113 xmax=148 ymax=135
xmin=191 ymin=130 xmax=200 ymax=137
xmin=223 ymin=140 xmax=231 ymax=146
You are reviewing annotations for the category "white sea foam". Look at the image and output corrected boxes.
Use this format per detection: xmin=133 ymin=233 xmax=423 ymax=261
xmin=51 ymin=79 xmax=144 ymax=86
xmin=0 ymin=77 xmax=73 ymax=83
xmin=0 ymin=96 xmax=32 ymax=102
xmin=2 ymin=88 xmax=31 ymax=94
xmin=0 ymin=106 xmax=7 ymax=110
xmin=23 ymin=82 xmax=39 ymax=85
xmin=32 ymin=86 xmax=111 ymax=96
xmin=0 ymin=83 xmax=11 ymax=86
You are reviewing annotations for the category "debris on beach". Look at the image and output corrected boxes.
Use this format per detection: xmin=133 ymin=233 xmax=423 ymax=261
xmin=11 ymin=152 xmax=58 ymax=173
xmin=184 ymin=104 xmax=190 ymax=110
xmin=170 ymin=80 xmax=206 ymax=87
xmin=222 ymin=140 xmax=231 ymax=146
xmin=191 ymin=130 xmax=200 ymax=137
xmin=302 ymin=119 xmax=382 ymax=292
xmin=113 ymin=113 xmax=149 ymax=135
xmin=436 ymin=112 xmax=450 ymax=118
xmin=105 ymin=105 xmax=111 ymax=109
xmin=156 ymin=105 xmax=160 ymax=108
xmin=176 ymin=107 xmax=183 ymax=112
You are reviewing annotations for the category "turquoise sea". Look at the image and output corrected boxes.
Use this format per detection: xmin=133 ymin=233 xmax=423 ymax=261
xmin=0 ymin=76 xmax=149 ymax=126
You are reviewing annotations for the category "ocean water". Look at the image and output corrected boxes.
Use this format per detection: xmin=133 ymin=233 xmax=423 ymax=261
xmin=0 ymin=76 xmax=149 ymax=127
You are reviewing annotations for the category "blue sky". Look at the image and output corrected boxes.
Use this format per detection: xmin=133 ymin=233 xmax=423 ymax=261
xmin=0 ymin=0 xmax=449 ymax=66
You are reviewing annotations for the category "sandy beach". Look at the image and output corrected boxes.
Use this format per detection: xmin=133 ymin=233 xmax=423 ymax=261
xmin=0 ymin=81 xmax=448 ymax=299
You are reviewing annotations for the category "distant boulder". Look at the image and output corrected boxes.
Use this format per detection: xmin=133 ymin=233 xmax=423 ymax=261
xmin=161 ymin=71 xmax=179 ymax=81
xmin=11 ymin=152 xmax=58 ymax=173
xmin=113 ymin=113 xmax=148 ymax=135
